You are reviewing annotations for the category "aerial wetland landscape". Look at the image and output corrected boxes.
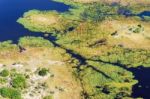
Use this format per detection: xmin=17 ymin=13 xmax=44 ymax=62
xmin=0 ymin=0 xmax=150 ymax=99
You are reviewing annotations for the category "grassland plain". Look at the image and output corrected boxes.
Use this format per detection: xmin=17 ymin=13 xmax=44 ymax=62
xmin=1 ymin=0 xmax=150 ymax=99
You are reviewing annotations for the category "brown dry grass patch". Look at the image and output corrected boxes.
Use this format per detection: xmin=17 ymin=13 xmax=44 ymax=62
xmin=99 ymin=17 xmax=150 ymax=49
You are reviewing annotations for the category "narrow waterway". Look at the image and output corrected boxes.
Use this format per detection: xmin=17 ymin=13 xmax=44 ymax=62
xmin=44 ymin=33 xmax=150 ymax=99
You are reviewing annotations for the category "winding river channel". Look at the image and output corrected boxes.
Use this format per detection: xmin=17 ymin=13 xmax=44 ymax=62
xmin=0 ymin=0 xmax=150 ymax=99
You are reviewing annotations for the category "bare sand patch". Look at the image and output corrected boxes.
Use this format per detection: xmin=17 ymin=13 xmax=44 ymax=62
xmin=30 ymin=15 xmax=58 ymax=25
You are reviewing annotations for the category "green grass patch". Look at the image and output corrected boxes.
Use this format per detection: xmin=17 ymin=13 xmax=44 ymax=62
xmin=11 ymin=74 xmax=27 ymax=89
xmin=19 ymin=36 xmax=53 ymax=47
xmin=0 ymin=87 xmax=21 ymax=99
xmin=0 ymin=69 xmax=9 ymax=77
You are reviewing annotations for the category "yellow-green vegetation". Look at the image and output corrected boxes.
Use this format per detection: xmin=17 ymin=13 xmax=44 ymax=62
xmin=0 ymin=41 xmax=19 ymax=52
xmin=0 ymin=69 xmax=9 ymax=77
xmin=16 ymin=0 xmax=150 ymax=98
xmin=78 ymin=61 xmax=137 ymax=99
xmin=17 ymin=10 xmax=78 ymax=34
xmin=95 ymin=47 xmax=150 ymax=67
xmin=0 ymin=37 xmax=82 ymax=99
xmin=11 ymin=74 xmax=27 ymax=89
xmin=2 ymin=0 xmax=150 ymax=99
xmin=0 ymin=87 xmax=21 ymax=99
xmin=55 ymin=0 xmax=150 ymax=5
xmin=43 ymin=95 xmax=53 ymax=99
xmin=57 ymin=18 xmax=150 ymax=59
xmin=54 ymin=0 xmax=150 ymax=14
xmin=18 ymin=36 xmax=53 ymax=47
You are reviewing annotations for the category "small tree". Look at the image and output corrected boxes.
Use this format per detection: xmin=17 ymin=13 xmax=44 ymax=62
xmin=11 ymin=75 xmax=27 ymax=89
xmin=0 ymin=69 xmax=9 ymax=77
xmin=38 ymin=68 xmax=49 ymax=76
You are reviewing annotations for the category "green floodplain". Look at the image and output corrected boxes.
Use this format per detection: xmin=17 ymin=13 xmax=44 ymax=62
xmin=0 ymin=0 xmax=150 ymax=99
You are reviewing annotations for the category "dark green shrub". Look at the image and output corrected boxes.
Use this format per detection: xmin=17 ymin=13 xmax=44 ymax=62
xmin=133 ymin=28 xmax=141 ymax=33
xmin=11 ymin=75 xmax=27 ymax=89
xmin=38 ymin=68 xmax=49 ymax=76
xmin=102 ymin=85 xmax=113 ymax=94
xmin=0 ymin=69 xmax=9 ymax=77
xmin=115 ymin=92 xmax=129 ymax=99
xmin=0 ymin=87 xmax=21 ymax=99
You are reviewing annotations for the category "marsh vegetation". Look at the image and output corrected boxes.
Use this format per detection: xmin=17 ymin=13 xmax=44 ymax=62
xmin=0 ymin=0 xmax=150 ymax=99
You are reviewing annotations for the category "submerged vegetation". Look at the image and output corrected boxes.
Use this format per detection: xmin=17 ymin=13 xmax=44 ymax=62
xmin=0 ymin=0 xmax=150 ymax=99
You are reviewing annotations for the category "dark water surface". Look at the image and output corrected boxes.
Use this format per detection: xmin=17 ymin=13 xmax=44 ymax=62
xmin=138 ymin=11 xmax=150 ymax=19
xmin=129 ymin=67 xmax=150 ymax=99
xmin=0 ymin=0 xmax=69 ymax=42
xmin=116 ymin=5 xmax=150 ymax=18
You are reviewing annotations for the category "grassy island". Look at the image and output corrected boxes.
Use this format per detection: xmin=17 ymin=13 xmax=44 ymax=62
xmin=17 ymin=10 xmax=79 ymax=35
